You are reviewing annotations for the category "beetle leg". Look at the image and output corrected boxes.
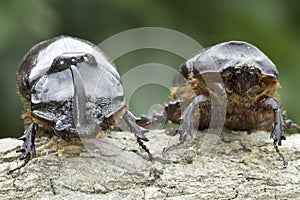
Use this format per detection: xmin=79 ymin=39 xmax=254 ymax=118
xmin=9 ymin=122 xmax=37 ymax=174
xmin=285 ymin=119 xmax=300 ymax=133
xmin=123 ymin=111 xmax=149 ymax=142
xmin=135 ymin=137 xmax=171 ymax=164
xmin=163 ymin=95 xmax=209 ymax=154
xmin=261 ymin=97 xmax=288 ymax=167
xmin=135 ymin=115 xmax=152 ymax=127
xmin=164 ymin=100 xmax=182 ymax=124
xmin=261 ymin=97 xmax=286 ymax=145
xmin=17 ymin=122 xmax=37 ymax=159
xmin=123 ymin=111 xmax=167 ymax=162
xmin=136 ymin=100 xmax=182 ymax=128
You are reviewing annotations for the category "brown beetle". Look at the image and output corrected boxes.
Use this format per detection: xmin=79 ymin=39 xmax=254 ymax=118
xmin=138 ymin=41 xmax=300 ymax=167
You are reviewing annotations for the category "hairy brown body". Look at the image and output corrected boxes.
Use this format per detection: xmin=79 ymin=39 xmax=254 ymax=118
xmin=170 ymin=75 xmax=280 ymax=132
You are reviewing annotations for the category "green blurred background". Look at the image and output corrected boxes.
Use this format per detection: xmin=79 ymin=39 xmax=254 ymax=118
xmin=1 ymin=0 xmax=300 ymax=138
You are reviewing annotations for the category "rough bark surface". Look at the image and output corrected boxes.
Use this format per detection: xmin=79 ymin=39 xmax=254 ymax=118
xmin=1 ymin=129 xmax=300 ymax=200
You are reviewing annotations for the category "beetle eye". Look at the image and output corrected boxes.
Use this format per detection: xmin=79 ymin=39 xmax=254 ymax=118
xmin=179 ymin=63 xmax=189 ymax=78
xmin=83 ymin=54 xmax=97 ymax=66
xmin=83 ymin=56 xmax=88 ymax=62
xmin=47 ymin=57 xmax=71 ymax=74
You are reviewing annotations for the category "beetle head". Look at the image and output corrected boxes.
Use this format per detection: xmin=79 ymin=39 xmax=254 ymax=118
xmin=221 ymin=65 xmax=262 ymax=95
xmin=47 ymin=53 xmax=97 ymax=74
xmin=48 ymin=52 xmax=101 ymax=134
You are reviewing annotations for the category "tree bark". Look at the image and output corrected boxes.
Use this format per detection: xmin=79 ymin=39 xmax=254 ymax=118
xmin=1 ymin=130 xmax=300 ymax=199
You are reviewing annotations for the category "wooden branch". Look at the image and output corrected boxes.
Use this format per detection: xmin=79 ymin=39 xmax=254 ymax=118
xmin=1 ymin=130 xmax=300 ymax=199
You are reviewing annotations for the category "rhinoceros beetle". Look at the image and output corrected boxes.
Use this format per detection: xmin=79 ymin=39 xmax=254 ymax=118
xmin=11 ymin=36 xmax=152 ymax=173
xmin=138 ymin=41 xmax=300 ymax=167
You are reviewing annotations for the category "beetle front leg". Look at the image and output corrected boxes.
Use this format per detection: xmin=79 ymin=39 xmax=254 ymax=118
xmin=136 ymin=100 xmax=182 ymax=128
xmin=285 ymin=119 xmax=300 ymax=133
xmin=261 ymin=97 xmax=288 ymax=167
xmin=163 ymin=94 xmax=209 ymax=154
xmin=123 ymin=111 xmax=172 ymax=163
xmin=261 ymin=97 xmax=286 ymax=145
xmin=123 ymin=111 xmax=149 ymax=142
xmin=123 ymin=111 xmax=163 ymax=162
xmin=9 ymin=122 xmax=37 ymax=174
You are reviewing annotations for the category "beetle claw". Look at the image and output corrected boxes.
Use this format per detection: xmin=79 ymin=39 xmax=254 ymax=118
xmin=136 ymin=138 xmax=172 ymax=164
xmin=162 ymin=140 xmax=185 ymax=155
xmin=136 ymin=115 xmax=152 ymax=127
xmin=18 ymin=135 xmax=27 ymax=141
xmin=123 ymin=111 xmax=149 ymax=141
xmin=162 ymin=118 xmax=193 ymax=155
xmin=162 ymin=123 xmax=191 ymax=155
xmin=17 ymin=123 xmax=37 ymax=159
xmin=178 ymin=120 xmax=193 ymax=140
xmin=270 ymin=125 xmax=286 ymax=146
xmin=122 ymin=111 xmax=166 ymax=162
xmin=270 ymin=124 xmax=287 ymax=167
xmin=163 ymin=95 xmax=208 ymax=154
xmin=16 ymin=148 xmax=25 ymax=153
xmin=273 ymin=141 xmax=288 ymax=168
xmin=9 ymin=123 xmax=37 ymax=174
xmin=19 ymin=153 xmax=30 ymax=160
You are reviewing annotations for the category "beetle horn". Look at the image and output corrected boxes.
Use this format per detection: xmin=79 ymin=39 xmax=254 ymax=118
xmin=69 ymin=65 xmax=88 ymax=130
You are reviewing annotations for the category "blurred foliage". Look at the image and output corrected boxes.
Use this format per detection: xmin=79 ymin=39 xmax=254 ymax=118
xmin=1 ymin=0 xmax=300 ymax=138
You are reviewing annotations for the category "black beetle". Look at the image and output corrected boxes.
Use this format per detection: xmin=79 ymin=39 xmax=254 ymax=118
xmin=11 ymin=35 xmax=152 ymax=173
xmin=138 ymin=41 xmax=300 ymax=167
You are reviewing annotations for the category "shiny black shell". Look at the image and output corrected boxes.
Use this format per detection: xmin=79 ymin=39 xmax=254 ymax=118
xmin=176 ymin=41 xmax=278 ymax=84
xmin=16 ymin=36 xmax=125 ymax=132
